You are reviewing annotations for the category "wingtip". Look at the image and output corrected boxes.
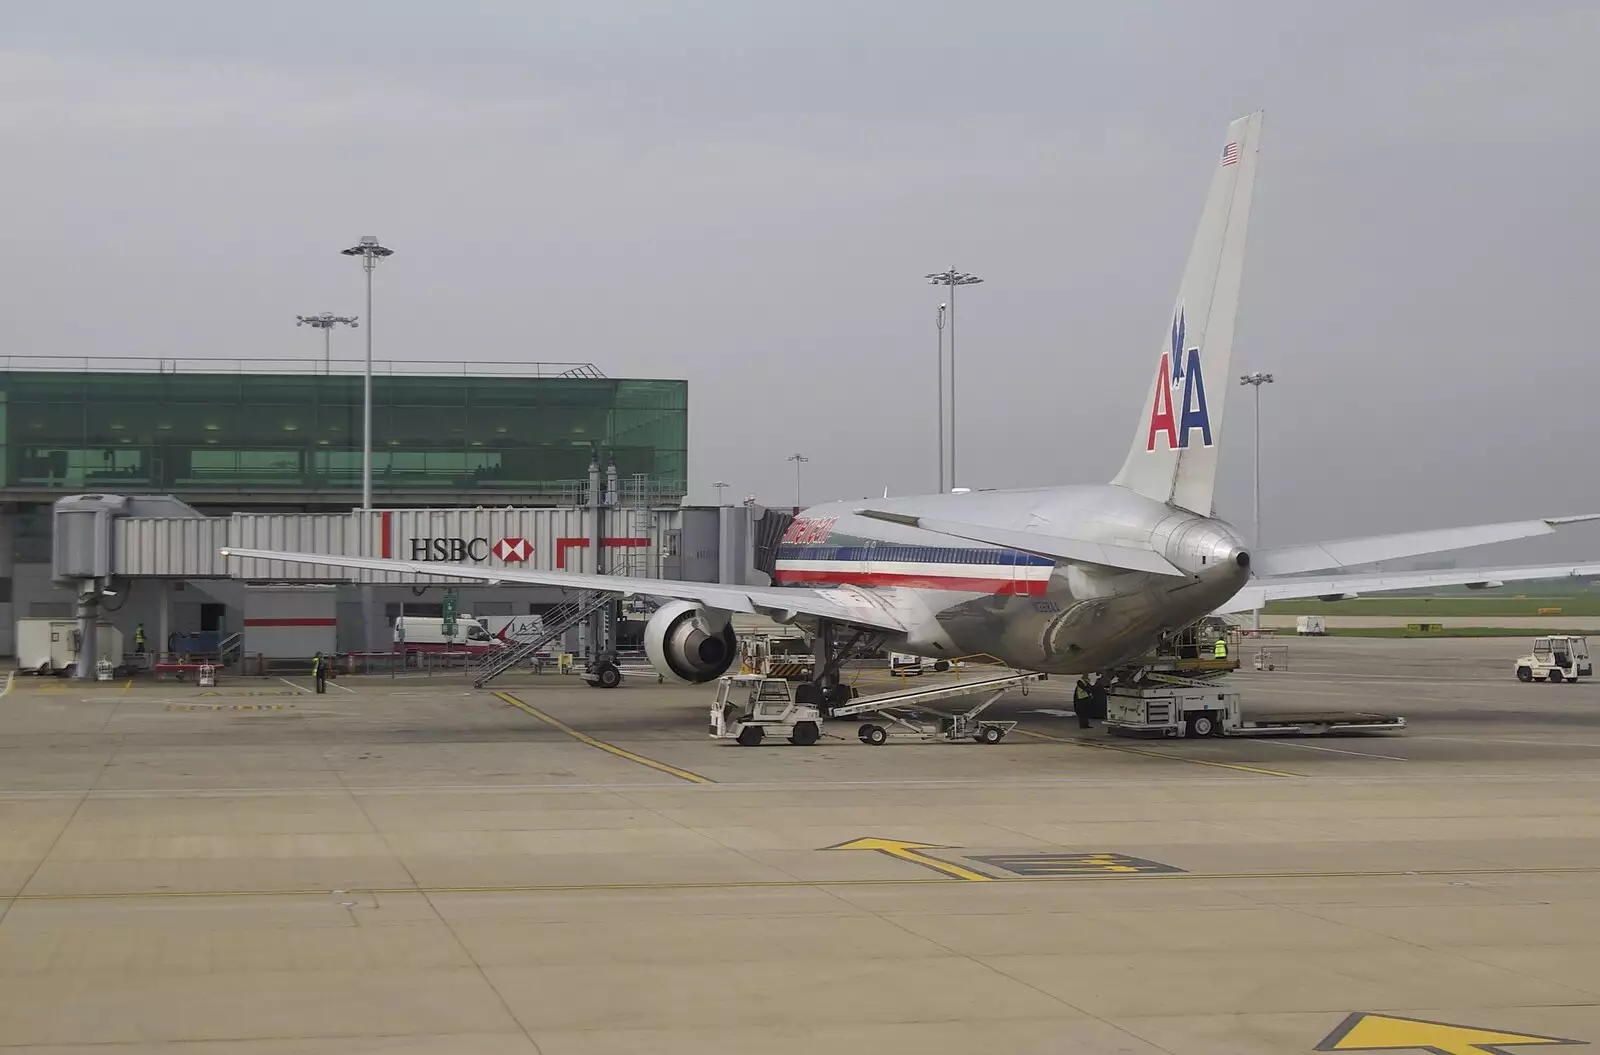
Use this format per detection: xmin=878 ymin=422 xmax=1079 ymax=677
xmin=1545 ymin=514 xmax=1600 ymax=526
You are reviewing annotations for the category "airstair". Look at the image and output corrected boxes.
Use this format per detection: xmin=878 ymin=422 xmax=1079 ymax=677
xmin=219 ymin=632 xmax=244 ymax=667
xmin=472 ymin=591 xmax=612 ymax=688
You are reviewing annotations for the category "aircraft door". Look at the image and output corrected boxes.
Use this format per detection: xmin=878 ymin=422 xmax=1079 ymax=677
xmin=1010 ymin=547 xmax=1046 ymax=599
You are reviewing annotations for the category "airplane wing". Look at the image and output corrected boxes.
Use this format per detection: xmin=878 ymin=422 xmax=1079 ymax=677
xmin=219 ymin=547 xmax=908 ymax=632
xmin=853 ymin=510 xmax=1185 ymax=576
xmin=1250 ymin=515 xmax=1600 ymax=577
xmin=1217 ymin=563 xmax=1600 ymax=614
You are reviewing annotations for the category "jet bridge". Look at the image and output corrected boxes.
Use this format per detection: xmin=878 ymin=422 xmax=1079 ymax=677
xmin=43 ymin=492 xmax=777 ymax=675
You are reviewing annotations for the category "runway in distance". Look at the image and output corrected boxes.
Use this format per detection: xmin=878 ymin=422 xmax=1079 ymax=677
xmin=222 ymin=111 xmax=1600 ymax=692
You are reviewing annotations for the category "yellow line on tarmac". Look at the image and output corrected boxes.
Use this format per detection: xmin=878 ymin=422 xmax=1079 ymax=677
xmin=493 ymin=691 xmax=715 ymax=784
xmin=825 ymin=837 xmax=994 ymax=881
xmin=1017 ymin=728 xmax=1299 ymax=778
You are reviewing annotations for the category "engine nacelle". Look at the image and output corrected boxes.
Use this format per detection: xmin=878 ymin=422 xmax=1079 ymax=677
xmin=643 ymin=600 xmax=737 ymax=683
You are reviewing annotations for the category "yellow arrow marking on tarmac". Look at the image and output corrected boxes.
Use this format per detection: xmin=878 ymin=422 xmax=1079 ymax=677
xmin=823 ymin=837 xmax=993 ymax=881
xmin=1317 ymin=1013 xmax=1586 ymax=1055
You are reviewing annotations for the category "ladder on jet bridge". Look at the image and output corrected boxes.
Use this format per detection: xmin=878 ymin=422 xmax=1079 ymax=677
xmin=472 ymin=591 xmax=612 ymax=688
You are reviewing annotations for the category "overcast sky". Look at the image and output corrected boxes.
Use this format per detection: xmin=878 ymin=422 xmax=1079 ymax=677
xmin=4 ymin=1 xmax=1599 ymax=560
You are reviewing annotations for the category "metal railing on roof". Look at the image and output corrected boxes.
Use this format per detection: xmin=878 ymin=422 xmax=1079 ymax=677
xmin=0 ymin=356 xmax=610 ymax=379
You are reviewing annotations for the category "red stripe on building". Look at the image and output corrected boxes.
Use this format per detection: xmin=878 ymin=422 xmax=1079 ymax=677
xmin=243 ymin=618 xmax=339 ymax=627
xmin=380 ymin=511 xmax=392 ymax=558
xmin=772 ymin=569 xmax=1046 ymax=596
xmin=554 ymin=537 xmax=652 ymax=570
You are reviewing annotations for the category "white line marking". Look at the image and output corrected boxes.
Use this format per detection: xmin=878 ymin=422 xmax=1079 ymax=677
xmin=1413 ymin=735 xmax=1600 ymax=749
xmin=278 ymin=678 xmax=310 ymax=693
xmin=3 ymin=770 xmax=1600 ymax=801
xmin=326 ymin=679 xmax=357 ymax=693
xmin=1254 ymin=740 xmax=1409 ymax=761
xmin=1237 ymin=670 xmax=1507 ymax=685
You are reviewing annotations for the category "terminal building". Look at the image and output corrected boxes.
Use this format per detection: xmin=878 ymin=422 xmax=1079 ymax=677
xmin=3 ymin=358 xmax=782 ymax=660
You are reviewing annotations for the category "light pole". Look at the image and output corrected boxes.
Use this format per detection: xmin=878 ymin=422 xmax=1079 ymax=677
xmin=713 ymin=480 xmax=729 ymax=505
xmin=340 ymin=236 xmax=393 ymax=656
xmin=295 ymin=312 xmax=358 ymax=373
xmin=925 ymin=268 xmax=983 ymax=489
xmin=786 ymin=453 xmax=808 ymax=509
xmin=340 ymin=236 xmax=393 ymax=511
xmin=1239 ymin=371 xmax=1275 ymax=632
xmin=935 ymin=303 xmax=946 ymax=493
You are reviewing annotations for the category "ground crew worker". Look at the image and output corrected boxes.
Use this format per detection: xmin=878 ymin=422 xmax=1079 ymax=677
xmin=1073 ymin=675 xmax=1095 ymax=729
xmin=312 ymin=652 xmax=327 ymax=694
xmin=134 ymin=623 xmax=146 ymax=656
xmin=1090 ymin=675 xmax=1108 ymax=721
xmin=1213 ymin=635 xmax=1229 ymax=660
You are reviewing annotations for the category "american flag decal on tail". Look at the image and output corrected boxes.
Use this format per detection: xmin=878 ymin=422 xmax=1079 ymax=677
xmin=1221 ymin=141 xmax=1239 ymax=166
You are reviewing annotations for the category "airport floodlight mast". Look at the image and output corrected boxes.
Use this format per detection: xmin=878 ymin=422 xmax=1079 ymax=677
xmin=925 ymin=268 xmax=983 ymax=490
xmin=339 ymin=236 xmax=393 ymax=512
xmin=713 ymin=481 xmax=729 ymax=505
xmin=786 ymin=453 xmax=809 ymax=509
xmin=935 ymin=303 xmax=946 ymax=494
xmin=1239 ymin=371 xmax=1275 ymax=631
xmin=294 ymin=312 xmax=358 ymax=372
xmin=340 ymin=235 xmax=393 ymax=654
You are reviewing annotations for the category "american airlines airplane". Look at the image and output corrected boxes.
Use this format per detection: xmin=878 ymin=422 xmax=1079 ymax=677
xmin=224 ymin=112 xmax=1600 ymax=697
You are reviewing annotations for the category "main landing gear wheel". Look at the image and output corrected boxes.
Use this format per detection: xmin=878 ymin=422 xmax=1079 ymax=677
xmin=589 ymin=662 xmax=622 ymax=689
xmin=788 ymin=721 xmax=820 ymax=746
xmin=859 ymin=725 xmax=888 ymax=746
xmin=736 ymin=725 xmax=765 ymax=746
xmin=976 ymin=725 xmax=1005 ymax=745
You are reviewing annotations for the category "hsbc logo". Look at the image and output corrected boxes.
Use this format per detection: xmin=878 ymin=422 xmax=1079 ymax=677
xmin=407 ymin=537 xmax=532 ymax=563
xmin=493 ymin=537 xmax=530 ymax=562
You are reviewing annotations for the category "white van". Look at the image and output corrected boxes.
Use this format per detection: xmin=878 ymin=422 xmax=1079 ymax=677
xmin=482 ymin=614 xmax=548 ymax=645
xmin=889 ymin=652 xmax=953 ymax=676
xmin=393 ymin=614 xmax=497 ymax=653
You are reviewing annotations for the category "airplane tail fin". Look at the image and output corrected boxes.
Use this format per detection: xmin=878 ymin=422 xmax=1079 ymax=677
xmin=1111 ymin=111 xmax=1263 ymax=515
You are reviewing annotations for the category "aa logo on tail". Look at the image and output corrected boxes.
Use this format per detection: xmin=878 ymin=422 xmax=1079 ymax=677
xmin=1145 ymin=308 xmax=1212 ymax=452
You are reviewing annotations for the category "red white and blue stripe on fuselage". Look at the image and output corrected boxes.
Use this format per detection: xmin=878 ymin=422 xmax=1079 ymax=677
xmin=773 ymin=543 xmax=1056 ymax=596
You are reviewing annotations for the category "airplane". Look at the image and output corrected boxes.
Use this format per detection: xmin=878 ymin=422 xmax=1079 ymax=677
xmin=221 ymin=111 xmax=1600 ymax=701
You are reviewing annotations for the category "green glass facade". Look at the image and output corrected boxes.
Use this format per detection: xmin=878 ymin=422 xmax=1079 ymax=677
xmin=0 ymin=372 xmax=687 ymax=497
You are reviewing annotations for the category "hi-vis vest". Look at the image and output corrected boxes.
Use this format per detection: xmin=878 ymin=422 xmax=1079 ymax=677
xmin=1213 ymin=638 xmax=1228 ymax=658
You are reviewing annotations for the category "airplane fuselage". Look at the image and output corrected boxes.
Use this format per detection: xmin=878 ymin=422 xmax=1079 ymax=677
xmin=773 ymin=484 xmax=1251 ymax=675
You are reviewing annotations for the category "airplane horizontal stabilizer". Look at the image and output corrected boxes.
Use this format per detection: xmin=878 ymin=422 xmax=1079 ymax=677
xmin=1251 ymin=514 xmax=1600 ymax=577
xmin=1216 ymin=562 xmax=1600 ymax=614
xmin=854 ymin=510 xmax=1185 ymax=576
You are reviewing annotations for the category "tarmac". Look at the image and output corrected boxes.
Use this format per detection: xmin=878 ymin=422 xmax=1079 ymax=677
xmin=1 ymin=636 xmax=1597 ymax=1053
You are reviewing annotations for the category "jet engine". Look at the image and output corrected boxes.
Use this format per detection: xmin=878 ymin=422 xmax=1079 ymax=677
xmin=643 ymin=600 xmax=738 ymax=683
